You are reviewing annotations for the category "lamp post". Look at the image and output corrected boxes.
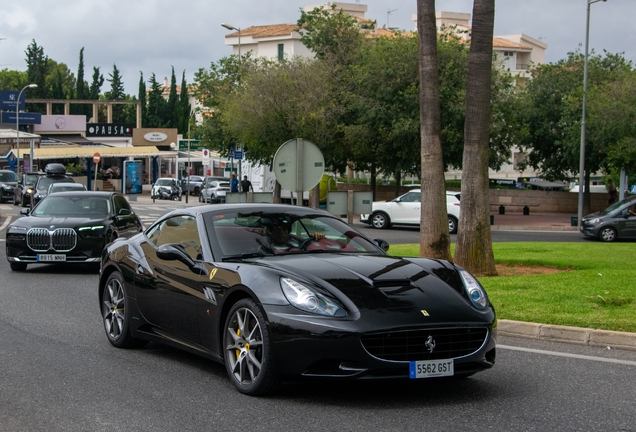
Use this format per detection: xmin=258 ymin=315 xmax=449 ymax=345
xmin=221 ymin=23 xmax=241 ymax=57
xmin=578 ymin=0 xmax=606 ymax=227
xmin=16 ymin=84 xmax=38 ymax=174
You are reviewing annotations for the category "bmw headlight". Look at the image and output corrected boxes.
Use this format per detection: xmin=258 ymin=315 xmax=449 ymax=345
xmin=459 ymin=270 xmax=488 ymax=309
xmin=78 ymin=225 xmax=106 ymax=238
xmin=8 ymin=225 xmax=27 ymax=232
xmin=280 ymin=277 xmax=346 ymax=317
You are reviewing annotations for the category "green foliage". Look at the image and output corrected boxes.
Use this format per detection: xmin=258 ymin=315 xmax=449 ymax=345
xmin=138 ymin=72 xmax=147 ymax=126
xmin=178 ymin=70 xmax=191 ymax=135
xmin=146 ymin=73 xmax=167 ymax=128
xmin=89 ymin=66 xmax=104 ymax=100
xmin=166 ymin=67 xmax=178 ymax=129
xmin=0 ymin=69 xmax=28 ymax=91
xmin=297 ymin=4 xmax=370 ymax=64
xmin=520 ymin=50 xmax=634 ymax=181
xmin=388 ymin=242 xmax=636 ymax=332
xmin=106 ymin=64 xmax=127 ymax=122
xmin=25 ymin=40 xmax=49 ymax=98
xmin=64 ymin=162 xmax=83 ymax=175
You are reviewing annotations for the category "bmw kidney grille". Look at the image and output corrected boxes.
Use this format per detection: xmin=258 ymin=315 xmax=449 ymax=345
xmin=27 ymin=228 xmax=77 ymax=252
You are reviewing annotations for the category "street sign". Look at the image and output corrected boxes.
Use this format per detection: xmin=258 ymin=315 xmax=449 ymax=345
xmin=1 ymin=111 xmax=42 ymax=125
xmin=202 ymin=149 xmax=210 ymax=166
xmin=273 ymin=138 xmax=324 ymax=205
xmin=93 ymin=153 xmax=101 ymax=163
xmin=178 ymin=139 xmax=203 ymax=150
xmin=0 ymin=90 xmax=25 ymax=111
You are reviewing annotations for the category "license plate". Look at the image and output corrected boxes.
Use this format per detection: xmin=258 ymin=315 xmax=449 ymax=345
xmin=409 ymin=359 xmax=454 ymax=378
xmin=37 ymin=254 xmax=66 ymax=262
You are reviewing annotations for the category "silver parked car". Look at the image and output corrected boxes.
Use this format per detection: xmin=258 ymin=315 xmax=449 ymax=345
xmin=199 ymin=178 xmax=231 ymax=203
xmin=180 ymin=175 xmax=205 ymax=196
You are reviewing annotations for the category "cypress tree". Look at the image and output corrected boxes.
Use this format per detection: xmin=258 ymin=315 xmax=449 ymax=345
xmin=178 ymin=70 xmax=191 ymax=135
xmin=138 ymin=71 xmax=147 ymax=127
xmin=24 ymin=40 xmax=49 ymax=98
xmin=166 ymin=66 xmax=178 ymax=128
xmin=107 ymin=64 xmax=126 ymax=122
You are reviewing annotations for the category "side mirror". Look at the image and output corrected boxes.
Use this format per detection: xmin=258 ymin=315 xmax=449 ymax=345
xmin=20 ymin=209 xmax=30 ymax=216
xmin=156 ymin=244 xmax=207 ymax=275
xmin=373 ymin=238 xmax=389 ymax=252
xmin=118 ymin=208 xmax=132 ymax=216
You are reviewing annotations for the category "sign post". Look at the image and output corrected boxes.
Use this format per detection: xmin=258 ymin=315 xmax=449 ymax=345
xmin=272 ymin=138 xmax=324 ymax=206
xmin=93 ymin=153 xmax=101 ymax=191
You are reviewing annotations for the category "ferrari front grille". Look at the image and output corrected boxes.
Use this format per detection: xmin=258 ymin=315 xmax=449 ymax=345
xmin=27 ymin=228 xmax=77 ymax=252
xmin=361 ymin=327 xmax=489 ymax=362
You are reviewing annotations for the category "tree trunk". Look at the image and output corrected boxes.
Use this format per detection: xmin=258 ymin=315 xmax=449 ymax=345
xmin=417 ymin=0 xmax=452 ymax=261
xmin=454 ymin=0 xmax=497 ymax=276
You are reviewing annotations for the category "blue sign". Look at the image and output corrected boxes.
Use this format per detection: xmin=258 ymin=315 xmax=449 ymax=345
xmin=124 ymin=160 xmax=143 ymax=194
xmin=0 ymin=91 xmax=25 ymax=111
xmin=234 ymin=150 xmax=243 ymax=160
xmin=1 ymin=111 xmax=42 ymax=125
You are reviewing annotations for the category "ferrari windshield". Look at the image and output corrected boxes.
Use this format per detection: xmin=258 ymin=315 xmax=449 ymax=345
xmin=206 ymin=210 xmax=382 ymax=258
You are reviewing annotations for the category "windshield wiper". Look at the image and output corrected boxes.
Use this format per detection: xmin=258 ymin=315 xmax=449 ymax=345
xmin=222 ymin=253 xmax=263 ymax=261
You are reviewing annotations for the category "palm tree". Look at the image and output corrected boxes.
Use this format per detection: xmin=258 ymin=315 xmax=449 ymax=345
xmin=454 ymin=0 xmax=498 ymax=276
xmin=417 ymin=0 xmax=452 ymax=261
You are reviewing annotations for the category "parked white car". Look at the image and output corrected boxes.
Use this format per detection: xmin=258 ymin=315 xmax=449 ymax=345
xmin=360 ymin=190 xmax=461 ymax=234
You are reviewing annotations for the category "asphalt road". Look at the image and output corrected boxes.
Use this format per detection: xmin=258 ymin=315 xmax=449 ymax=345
xmin=1 ymin=200 xmax=632 ymax=431
xmin=0 ymin=252 xmax=635 ymax=431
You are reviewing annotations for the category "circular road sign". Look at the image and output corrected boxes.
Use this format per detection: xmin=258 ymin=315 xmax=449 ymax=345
xmin=273 ymin=139 xmax=324 ymax=193
xmin=93 ymin=153 xmax=101 ymax=163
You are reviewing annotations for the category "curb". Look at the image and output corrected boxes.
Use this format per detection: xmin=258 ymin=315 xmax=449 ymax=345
xmin=497 ymin=319 xmax=636 ymax=351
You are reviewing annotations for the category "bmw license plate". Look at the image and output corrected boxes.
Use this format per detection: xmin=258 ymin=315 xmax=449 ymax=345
xmin=37 ymin=254 xmax=66 ymax=262
xmin=409 ymin=359 xmax=454 ymax=378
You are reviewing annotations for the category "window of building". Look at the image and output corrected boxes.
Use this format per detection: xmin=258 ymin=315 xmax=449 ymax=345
xmin=278 ymin=44 xmax=284 ymax=61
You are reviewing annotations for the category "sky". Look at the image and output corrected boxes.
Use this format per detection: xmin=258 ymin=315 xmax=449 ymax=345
xmin=1 ymin=0 xmax=635 ymax=95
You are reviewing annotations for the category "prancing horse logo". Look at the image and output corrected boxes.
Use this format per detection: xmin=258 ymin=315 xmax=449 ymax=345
xmin=425 ymin=336 xmax=436 ymax=353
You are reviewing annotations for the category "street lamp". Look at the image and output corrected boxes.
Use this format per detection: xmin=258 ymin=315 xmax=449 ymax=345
xmin=221 ymin=23 xmax=241 ymax=57
xmin=578 ymin=0 xmax=606 ymax=227
xmin=16 ymin=83 xmax=38 ymax=174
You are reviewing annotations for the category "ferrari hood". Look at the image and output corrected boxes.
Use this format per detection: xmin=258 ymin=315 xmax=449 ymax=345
xmin=260 ymin=254 xmax=484 ymax=321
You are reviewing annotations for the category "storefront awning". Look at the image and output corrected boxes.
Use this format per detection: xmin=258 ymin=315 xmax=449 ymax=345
xmin=25 ymin=146 xmax=176 ymax=160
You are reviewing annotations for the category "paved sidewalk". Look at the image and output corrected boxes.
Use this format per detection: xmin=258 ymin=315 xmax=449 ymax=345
xmin=490 ymin=211 xmax=578 ymax=231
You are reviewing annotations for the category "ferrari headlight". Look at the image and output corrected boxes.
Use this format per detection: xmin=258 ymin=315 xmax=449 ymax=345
xmin=280 ymin=277 xmax=346 ymax=317
xmin=460 ymin=270 xmax=488 ymax=309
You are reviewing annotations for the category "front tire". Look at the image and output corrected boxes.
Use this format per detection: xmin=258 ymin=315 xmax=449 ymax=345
xmin=448 ymin=216 xmax=458 ymax=234
xmin=223 ymin=299 xmax=280 ymax=396
xmin=101 ymin=271 xmax=146 ymax=348
xmin=599 ymin=227 xmax=617 ymax=242
xmin=371 ymin=212 xmax=390 ymax=229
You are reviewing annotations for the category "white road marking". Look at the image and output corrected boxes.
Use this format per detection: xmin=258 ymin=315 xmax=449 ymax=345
xmin=0 ymin=216 xmax=13 ymax=231
xmin=499 ymin=344 xmax=636 ymax=366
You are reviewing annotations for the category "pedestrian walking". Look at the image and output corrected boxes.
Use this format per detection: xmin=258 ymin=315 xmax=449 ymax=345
xmin=230 ymin=173 xmax=239 ymax=193
xmin=241 ymin=175 xmax=253 ymax=192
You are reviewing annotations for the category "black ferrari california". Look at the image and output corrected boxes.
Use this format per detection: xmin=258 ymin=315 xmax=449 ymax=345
xmin=6 ymin=191 xmax=143 ymax=271
xmin=99 ymin=204 xmax=496 ymax=395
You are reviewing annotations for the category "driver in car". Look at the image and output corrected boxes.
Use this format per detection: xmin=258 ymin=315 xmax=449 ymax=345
xmin=262 ymin=221 xmax=325 ymax=254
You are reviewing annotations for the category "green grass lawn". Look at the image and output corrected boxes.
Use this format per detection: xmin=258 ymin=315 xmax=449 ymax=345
xmin=389 ymin=243 xmax=636 ymax=333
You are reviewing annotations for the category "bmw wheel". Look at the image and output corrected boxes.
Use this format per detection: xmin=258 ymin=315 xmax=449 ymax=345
xmin=101 ymin=271 xmax=146 ymax=348
xmin=223 ymin=299 xmax=280 ymax=395
xmin=371 ymin=212 xmax=390 ymax=229
xmin=599 ymin=227 xmax=617 ymax=242
xmin=448 ymin=216 xmax=458 ymax=234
